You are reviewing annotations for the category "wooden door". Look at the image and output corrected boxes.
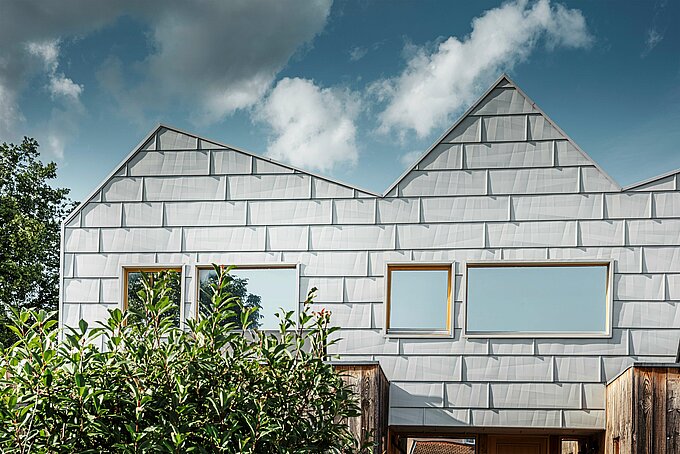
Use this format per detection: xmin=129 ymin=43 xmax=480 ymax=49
xmin=489 ymin=436 xmax=548 ymax=454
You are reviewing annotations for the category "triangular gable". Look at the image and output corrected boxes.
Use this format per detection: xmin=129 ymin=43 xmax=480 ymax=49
xmin=385 ymin=74 xmax=621 ymax=197
xmin=64 ymin=74 xmax=639 ymax=228
xmin=63 ymin=125 xmax=378 ymax=227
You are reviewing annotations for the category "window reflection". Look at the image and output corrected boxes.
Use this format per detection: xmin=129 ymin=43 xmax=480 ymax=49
xmin=198 ymin=267 xmax=297 ymax=330
xmin=387 ymin=265 xmax=451 ymax=334
xmin=125 ymin=268 xmax=182 ymax=327
xmin=466 ymin=263 xmax=609 ymax=336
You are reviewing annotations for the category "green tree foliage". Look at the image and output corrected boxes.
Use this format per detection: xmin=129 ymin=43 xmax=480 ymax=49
xmin=198 ymin=270 xmax=262 ymax=329
xmin=0 ymin=265 xmax=367 ymax=453
xmin=127 ymin=270 xmax=183 ymax=327
xmin=0 ymin=138 xmax=72 ymax=346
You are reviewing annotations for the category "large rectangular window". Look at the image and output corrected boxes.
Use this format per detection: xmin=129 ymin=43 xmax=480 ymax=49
xmin=197 ymin=266 xmax=298 ymax=330
xmin=465 ymin=261 xmax=612 ymax=337
xmin=386 ymin=264 xmax=452 ymax=336
xmin=124 ymin=267 xmax=182 ymax=327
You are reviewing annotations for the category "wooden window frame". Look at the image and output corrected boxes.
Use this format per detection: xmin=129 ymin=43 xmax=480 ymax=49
xmin=122 ymin=266 xmax=184 ymax=324
xmin=194 ymin=263 xmax=300 ymax=330
xmin=384 ymin=262 xmax=454 ymax=338
xmin=463 ymin=259 xmax=614 ymax=339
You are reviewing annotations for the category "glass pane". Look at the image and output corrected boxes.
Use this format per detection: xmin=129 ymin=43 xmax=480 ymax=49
xmin=198 ymin=267 xmax=297 ymax=330
xmin=562 ymin=440 xmax=580 ymax=454
xmin=466 ymin=265 xmax=608 ymax=334
xmin=126 ymin=270 xmax=181 ymax=327
xmin=389 ymin=269 xmax=449 ymax=331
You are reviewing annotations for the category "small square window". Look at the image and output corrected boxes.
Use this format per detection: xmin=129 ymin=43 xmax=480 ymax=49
xmin=386 ymin=264 xmax=452 ymax=336
xmin=197 ymin=266 xmax=298 ymax=330
xmin=124 ymin=267 xmax=182 ymax=327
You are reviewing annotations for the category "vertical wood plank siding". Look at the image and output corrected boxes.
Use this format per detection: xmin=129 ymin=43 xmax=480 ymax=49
xmin=605 ymin=366 xmax=680 ymax=454
xmin=334 ymin=363 xmax=389 ymax=453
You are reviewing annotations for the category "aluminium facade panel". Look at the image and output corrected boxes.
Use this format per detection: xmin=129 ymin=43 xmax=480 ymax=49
xmin=61 ymin=75 xmax=680 ymax=431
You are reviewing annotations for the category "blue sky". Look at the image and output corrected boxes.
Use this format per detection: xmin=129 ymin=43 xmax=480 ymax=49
xmin=1 ymin=0 xmax=679 ymax=201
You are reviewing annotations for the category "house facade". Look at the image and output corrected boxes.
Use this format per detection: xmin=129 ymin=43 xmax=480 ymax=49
xmin=60 ymin=75 xmax=680 ymax=452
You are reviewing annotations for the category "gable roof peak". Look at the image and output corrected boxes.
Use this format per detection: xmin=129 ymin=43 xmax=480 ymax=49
xmin=383 ymin=73 xmax=622 ymax=196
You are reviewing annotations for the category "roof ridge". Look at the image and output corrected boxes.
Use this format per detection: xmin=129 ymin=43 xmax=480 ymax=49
xmin=623 ymin=167 xmax=680 ymax=191
xmin=65 ymin=74 xmax=646 ymax=227
xmin=62 ymin=123 xmax=380 ymax=226
xmin=155 ymin=123 xmax=380 ymax=196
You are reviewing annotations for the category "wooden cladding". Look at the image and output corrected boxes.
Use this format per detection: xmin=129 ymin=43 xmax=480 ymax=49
xmin=333 ymin=363 xmax=389 ymax=454
xmin=605 ymin=365 xmax=680 ymax=454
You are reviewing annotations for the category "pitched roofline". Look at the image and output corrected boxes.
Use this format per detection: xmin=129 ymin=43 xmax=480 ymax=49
xmin=622 ymin=167 xmax=680 ymax=191
xmin=382 ymin=73 xmax=622 ymax=196
xmin=62 ymin=123 xmax=381 ymax=226
xmin=382 ymin=74 xmax=511 ymax=196
xmin=63 ymin=124 xmax=162 ymax=226
xmin=64 ymin=74 xmax=632 ymax=227
xmin=506 ymin=74 xmax=622 ymax=192
xmin=157 ymin=123 xmax=381 ymax=197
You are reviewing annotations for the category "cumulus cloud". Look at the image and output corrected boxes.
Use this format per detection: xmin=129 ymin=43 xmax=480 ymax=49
xmin=0 ymin=0 xmax=331 ymax=151
xmin=257 ymin=78 xmax=360 ymax=172
xmin=141 ymin=0 xmax=332 ymax=123
xmin=372 ymin=0 xmax=592 ymax=138
xmin=399 ymin=150 xmax=422 ymax=168
xmin=27 ymin=40 xmax=83 ymax=101
xmin=0 ymin=0 xmax=124 ymax=141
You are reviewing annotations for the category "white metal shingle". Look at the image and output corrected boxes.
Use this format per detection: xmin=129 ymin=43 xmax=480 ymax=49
xmin=165 ymin=201 xmax=246 ymax=226
xmin=145 ymin=176 xmax=226 ymax=201
xmin=399 ymin=170 xmax=487 ymax=197
xmin=101 ymin=228 xmax=181 ymax=253
xmin=183 ymin=227 xmax=265 ymax=252
xmin=128 ymin=151 xmax=209 ymax=176
xmin=228 ymin=174 xmax=310 ymax=200
xmin=489 ymin=167 xmax=579 ymax=194
xmin=465 ymin=142 xmax=553 ymax=169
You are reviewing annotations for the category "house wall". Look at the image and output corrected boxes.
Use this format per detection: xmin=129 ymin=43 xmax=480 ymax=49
xmin=60 ymin=77 xmax=680 ymax=431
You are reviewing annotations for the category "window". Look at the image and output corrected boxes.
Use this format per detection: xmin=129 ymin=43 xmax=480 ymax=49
xmin=197 ymin=266 xmax=298 ymax=330
xmin=403 ymin=437 xmax=475 ymax=453
xmin=124 ymin=267 xmax=182 ymax=327
xmin=386 ymin=264 xmax=452 ymax=336
xmin=465 ymin=261 xmax=612 ymax=337
xmin=561 ymin=439 xmax=580 ymax=454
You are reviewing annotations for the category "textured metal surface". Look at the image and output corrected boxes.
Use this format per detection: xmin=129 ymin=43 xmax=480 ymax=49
xmin=60 ymin=75 xmax=680 ymax=430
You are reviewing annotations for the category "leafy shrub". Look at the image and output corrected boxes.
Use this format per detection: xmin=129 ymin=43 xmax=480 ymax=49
xmin=0 ymin=265 xmax=366 ymax=453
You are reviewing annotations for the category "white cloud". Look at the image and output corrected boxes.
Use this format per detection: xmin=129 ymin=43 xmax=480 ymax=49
xmin=23 ymin=39 xmax=84 ymax=158
xmin=642 ymin=28 xmax=663 ymax=57
xmin=27 ymin=40 xmax=83 ymax=101
xmin=349 ymin=46 xmax=368 ymax=62
xmin=0 ymin=83 xmax=25 ymax=140
xmin=142 ymin=0 xmax=332 ymax=123
xmin=642 ymin=0 xmax=668 ymax=58
xmin=257 ymin=77 xmax=360 ymax=172
xmin=26 ymin=41 xmax=59 ymax=71
xmin=373 ymin=0 xmax=592 ymax=138
xmin=0 ymin=0 xmax=332 ymax=151
xmin=400 ymin=150 xmax=422 ymax=168
xmin=49 ymin=74 xmax=83 ymax=100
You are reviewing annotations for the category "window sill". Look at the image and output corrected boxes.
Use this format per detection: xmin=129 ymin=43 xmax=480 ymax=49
xmin=385 ymin=330 xmax=453 ymax=339
xmin=463 ymin=331 xmax=612 ymax=339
